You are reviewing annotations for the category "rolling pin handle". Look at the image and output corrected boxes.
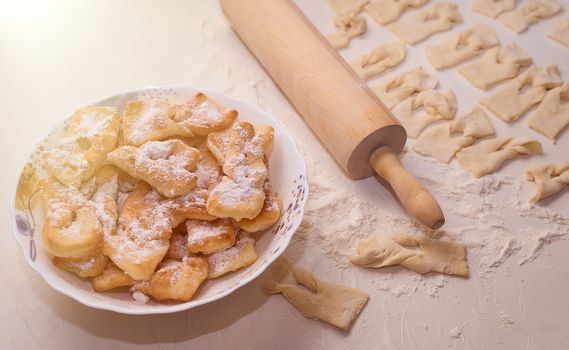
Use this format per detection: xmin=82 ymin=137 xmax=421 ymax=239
xmin=370 ymin=147 xmax=445 ymax=229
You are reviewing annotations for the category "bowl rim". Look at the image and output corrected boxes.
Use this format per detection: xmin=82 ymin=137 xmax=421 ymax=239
xmin=9 ymin=86 xmax=309 ymax=315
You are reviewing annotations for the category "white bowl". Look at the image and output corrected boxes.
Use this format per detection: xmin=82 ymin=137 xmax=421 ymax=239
xmin=10 ymin=87 xmax=308 ymax=314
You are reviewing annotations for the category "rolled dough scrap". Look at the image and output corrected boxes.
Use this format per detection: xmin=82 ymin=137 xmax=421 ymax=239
xmin=350 ymin=41 xmax=406 ymax=79
xmin=413 ymin=106 xmax=495 ymax=163
xmin=365 ymin=0 xmax=428 ymax=25
xmin=526 ymin=163 xmax=569 ymax=203
xmin=425 ymin=25 xmax=500 ymax=69
xmin=371 ymin=67 xmax=438 ymax=109
xmin=480 ymin=65 xmax=563 ymax=122
xmin=455 ymin=137 xmax=543 ymax=177
xmin=326 ymin=13 xmax=367 ymax=49
xmin=392 ymin=89 xmax=457 ymax=138
xmin=547 ymin=17 xmax=569 ymax=48
xmin=527 ymin=84 xmax=569 ymax=143
xmin=349 ymin=233 xmax=469 ymax=277
xmin=498 ymin=0 xmax=562 ymax=34
xmin=327 ymin=0 xmax=369 ymax=15
xmin=262 ymin=256 xmax=369 ymax=331
xmin=388 ymin=2 xmax=462 ymax=45
xmin=472 ymin=0 xmax=516 ymax=18
xmin=458 ymin=44 xmax=532 ymax=90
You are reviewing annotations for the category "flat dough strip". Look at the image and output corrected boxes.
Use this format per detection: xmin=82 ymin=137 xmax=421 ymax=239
xmin=480 ymin=65 xmax=563 ymax=122
xmin=350 ymin=42 xmax=406 ymax=79
xmin=527 ymin=84 xmax=569 ymax=143
xmin=371 ymin=67 xmax=438 ymax=109
xmin=526 ymin=163 xmax=569 ymax=203
xmin=413 ymin=106 xmax=495 ymax=163
xmin=326 ymin=0 xmax=369 ymax=15
xmin=392 ymin=89 xmax=457 ymax=138
xmin=498 ymin=0 xmax=562 ymax=33
xmin=349 ymin=233 xmax=469 ymax=277
xmin=326 ymin=13 xmax=367 ymax=49
xmin=456 ymin=137 xmax=543 ymax=178
xmin=262 ymin=256 xmax=369 ymax=331
xmin=425 ymin=25 xmax=500 ymax=69
xmin=547 ymin=17 xmax=569 ymax=49
xmin=388 ymin=2 xmax=462 ymax=45
xmin=472 ymin=0 xmax=516 ymax=18
xmin=459 ymin=44 xmax=532 ymax=90
xmin=365 ymin=0 xmax=428 ymax=25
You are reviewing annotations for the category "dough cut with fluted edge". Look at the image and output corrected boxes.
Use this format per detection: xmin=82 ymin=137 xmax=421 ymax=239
xmin=349 ymin=233 xmax=469 ymax=277
xmin=263 ymin=256 xmax=369 ymax=331
xmin=526 ymin=163 xmax=569 ymax=203
xmin=456 ymin=137 xmax=543 ymax=178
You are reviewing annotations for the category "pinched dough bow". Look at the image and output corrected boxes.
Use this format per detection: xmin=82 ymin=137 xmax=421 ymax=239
xmin=263 ymin=257 xmax=369 ymax=331
xmin=499 ymin=0 xmax=562 ymax=33
xmin=526 ymin=163 xmax=569 ymax=203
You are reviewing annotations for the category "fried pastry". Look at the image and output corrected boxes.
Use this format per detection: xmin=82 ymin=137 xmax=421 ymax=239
xmin=89 ymin=166 xmax=119 ymax=238
xmin=122 ymin=99 xmax=193 ymax=146
xmin=237 ymin=181 xmax=283 ymax=233
xmin=195 ymin=144 xmax=222 ymax=190
xmin=132 ymin=257 xmax=208 ymax=302
xmin=52 ymin=250 xmax=109 ymax=278
xmin=206 ymin=176 xmax=266 ymax=220
xmin=104 ymin=182 xmax=175 ymax=280
xmin=186 ymin=218 xmax=236 ymax=254
xmin=40 ymin=178 xmax=103 ymax=258
xmin=164 ymin=228 xmax=188 ymax=261
xmin=108 ymin=139 xmax=200 ymax=198
xmin=207 ymin=234 xmax=258 ymax=279
xmin=173 ymin=93 xmax=237 ymax=136
xmin=253 ymin=124 xmax=275 ymax=158
xmin=170 ymin=188 xmax=217 ymax=223
xmin=44 ymin=106 xmax=120 ymax=188
xmin=91 ymin=261 xmax=134 ymax=292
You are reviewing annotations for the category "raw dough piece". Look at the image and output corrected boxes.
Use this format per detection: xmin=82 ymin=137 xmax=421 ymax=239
xmin=388 ymin=2 xmax=462 ymax=45
xmin=526 ymin=163 xmax=569 ymax=203
xmin=480 ymin=65 xmax=563 ymax=122
xmin=472 ymin=0 xmax=516 ymax=18
xmin=424 ymin=25 xmax=500 ymax=69
xmin=548 ymin=17 xmax=569 ymax=48
xmin=262 ymin=256 xmax=369 ymax=331
xmin=371 ymin=67 xmax=438 ymax=109
xmin=349 ymin=233 xmax=469 ymax=277
xmin=364 ymin=0 xmax=428 ymax=25
xmin=326 ymin=0 xmax=369 ymax=15
xmin=458 ymin=44 xmax=532 ymax=90
xmin=392 ymin=89 xmax=457 ymax=138
xmin=350 ymin=42 xmax=406 ymax=79
xmin=498 ymin=0 xmax=562 ymax=33
xmin=456 ymin=137 xmax=543 ymax=177
xmin=527 ymin=84 xmax=569 ymax=142
xmin=326 ymin=13 xmax=367 ymax=49
xmin=413 ymin=106 xmax=495 ymax=163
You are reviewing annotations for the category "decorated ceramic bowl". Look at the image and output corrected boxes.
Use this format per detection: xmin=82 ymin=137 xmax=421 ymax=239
xmin=10 ymin=87 xmax=308 ymax=314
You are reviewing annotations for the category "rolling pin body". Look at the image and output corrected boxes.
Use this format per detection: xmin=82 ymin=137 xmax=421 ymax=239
xmin=221 ymin=0 xmax=445 ymax=229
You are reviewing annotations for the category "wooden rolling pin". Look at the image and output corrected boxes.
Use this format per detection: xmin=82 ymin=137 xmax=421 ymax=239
xmin=220 ymin=0 xmax=445 ymax=229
